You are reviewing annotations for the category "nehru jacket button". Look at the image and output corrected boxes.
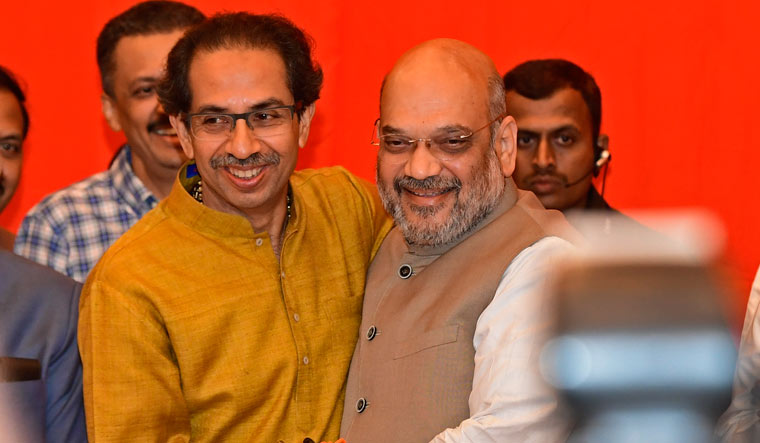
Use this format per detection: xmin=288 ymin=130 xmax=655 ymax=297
xmin=255 ymin=238 xmax=263 ymax=246
xmin=356 ymin=397 xmax=368 ymax=413
xmin=366 ymin=325 xmax=377 ymax=341
xmin=398 ymin=264 xmax=413 ymax=279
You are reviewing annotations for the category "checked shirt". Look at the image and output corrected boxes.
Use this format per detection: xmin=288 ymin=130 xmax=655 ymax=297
xmin=14 ymin=145 xmax=157 ymax=282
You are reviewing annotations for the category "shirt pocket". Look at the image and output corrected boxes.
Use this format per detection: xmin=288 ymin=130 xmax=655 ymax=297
xmin=392 ymin=324 xmax=460 ymax=360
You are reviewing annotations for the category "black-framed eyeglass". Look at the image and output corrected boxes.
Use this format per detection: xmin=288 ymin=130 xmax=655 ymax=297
xmin=186 ymin=102 xmax=303 ymax=141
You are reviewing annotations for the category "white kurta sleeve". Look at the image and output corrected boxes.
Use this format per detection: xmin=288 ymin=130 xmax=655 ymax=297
xmin=715 ymin=265 xmax=760 ymax=442
xmin=430 ymin=236 xmax=572 ymax=443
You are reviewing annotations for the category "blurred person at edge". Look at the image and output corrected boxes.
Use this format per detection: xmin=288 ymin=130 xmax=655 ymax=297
xmin=504 ymin=60 xmax=620 ymax=219
xmin=13 ymin=1 xmax=204 ymax=281
xmin=340 ymin=39 xmax=579 ymax=443
xmin=78 ymin=12 xmax=390 ymax=443
xmin=0 ymin=65 xmax=28 ymax=250
xmin=716 ymin=265 xmax=760 ymax=442
xmin=0 ymin=250 xmax=86 ymax=442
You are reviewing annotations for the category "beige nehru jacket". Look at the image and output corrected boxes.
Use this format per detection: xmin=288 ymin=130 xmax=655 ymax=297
xmin=341 ymin=188 xmax=576 ymax=442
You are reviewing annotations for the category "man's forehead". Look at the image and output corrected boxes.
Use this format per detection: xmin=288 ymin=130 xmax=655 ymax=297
xmin=113 ymin=31 xmax=185 ymax=81
xmin=0 ymin=90 xmax=23 ymax=125
xmin=187 ymin=47 xmax=291 ymax=110
xmin=507 ymin=88 xmax=591 ymax=131
xmin=384 ymin=49 xmax=489 ymax=93
xmin=380 ymin=65 xmax=488 ymax=127
xmin=381 ymin=39 xmax=495 ymax=120
xmin=379 ymin=93 xmax=486 ymax=136
xmin=189 ymin=46 xmax=286 ymax=78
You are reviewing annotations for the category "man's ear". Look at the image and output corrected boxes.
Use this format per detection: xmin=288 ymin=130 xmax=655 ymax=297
xmin=101 ymin=94 xmax=122 ymax=132
xmin=593 ymin=134 xmax=610 ymax=176
xmin=296 ymin=103 xmax=316 ymax=148
xmin=495 ymin=115 xmax=518 ymax=177
xmin=597 ymin=133 xmax=609 ymax=153
xmin=170 ymin=114 xmax=195 ymax=159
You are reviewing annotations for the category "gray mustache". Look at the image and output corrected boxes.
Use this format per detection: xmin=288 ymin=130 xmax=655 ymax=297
xmin=210 ymin=152 xmax=280 ymax=169
xmin=393 ymin=175 xmax=462 ymax=194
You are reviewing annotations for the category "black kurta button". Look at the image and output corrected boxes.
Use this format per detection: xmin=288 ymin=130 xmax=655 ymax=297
xmin=356 ymin=397 xmax=368 ymax=413
xmin=366 ymin=325 xmax=377 ymax=341
xmin=398 ymin=264 xmax=413 ymax=279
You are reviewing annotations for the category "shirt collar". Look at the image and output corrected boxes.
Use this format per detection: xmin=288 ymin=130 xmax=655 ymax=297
xmin=585 ymin=186 xmax=613 ymax=211
xmin=110 ymin=145 xmax=158 ymax=213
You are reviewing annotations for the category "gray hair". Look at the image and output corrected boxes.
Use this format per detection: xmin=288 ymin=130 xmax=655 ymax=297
xmin=488 ymin=73 xmax=506 ymax=144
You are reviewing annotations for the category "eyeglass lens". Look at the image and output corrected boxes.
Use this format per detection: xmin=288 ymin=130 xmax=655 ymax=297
xmin=372 ymin=116 xmax=500 ymax=164
xmin=376 ymin=133 xmax=475 ymax=164
xmin=190 ymin=107 xmax=295 ymax=141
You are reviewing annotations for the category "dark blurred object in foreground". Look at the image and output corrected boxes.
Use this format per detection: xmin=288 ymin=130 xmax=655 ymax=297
xmin=541 ymin=213 xmax=736 ymax=443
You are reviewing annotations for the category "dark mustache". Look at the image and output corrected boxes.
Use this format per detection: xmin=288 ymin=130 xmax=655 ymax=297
xmin=210 ymin=152 xmax=280 ymax=169
xmin=147 ymin=115 xmax=173 ymax=133
xmin=393 ymin=175 xmax=462 ymax=194
xmin=526 ymin=166 xmax=567 ymax=185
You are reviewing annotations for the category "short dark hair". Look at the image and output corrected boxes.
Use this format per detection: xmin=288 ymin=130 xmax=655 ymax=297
xmin=158 ymin=12 xmax=323 ymax=118
xmin=503 ymin=59 xmax=602 ymax=143
xmin=0 ymin=65 xmax=29 ymax=139
xmin=97 ymin=0 xmax=205 ymax=97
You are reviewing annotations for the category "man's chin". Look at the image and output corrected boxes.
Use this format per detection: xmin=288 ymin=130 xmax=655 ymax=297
xmin=399 ymin=204 xmax=449 ymax=233
xmin=535 ymin=193 xmax=566 ymax=211
xmin=148 ymin=131 xmax=183 ymax=149
xmin=402 ymin=199 xmax=450 ymax=220
xmin=148 ymin=142 xmax=189 ymax=165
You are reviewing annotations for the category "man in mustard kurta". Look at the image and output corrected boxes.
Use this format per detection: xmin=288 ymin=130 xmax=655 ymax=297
xmin=78 ymin=13 xmax=390 ymax=442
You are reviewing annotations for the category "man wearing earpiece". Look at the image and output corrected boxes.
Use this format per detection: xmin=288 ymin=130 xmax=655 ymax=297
xmin=503 ymin=59 xmax=616 ymax=216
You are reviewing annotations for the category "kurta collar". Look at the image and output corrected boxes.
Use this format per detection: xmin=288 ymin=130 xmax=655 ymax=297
xmin=164 ymin=162 xmax=302 ymax=240
xmin=405 ymin=181 xmax=519 ymax=258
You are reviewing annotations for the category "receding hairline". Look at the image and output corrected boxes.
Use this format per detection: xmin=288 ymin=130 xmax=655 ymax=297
xmin=379 ymin=39 xmax=502 ymax=119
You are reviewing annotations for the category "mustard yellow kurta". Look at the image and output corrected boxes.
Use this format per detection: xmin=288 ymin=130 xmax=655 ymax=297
xmin=78 ymin=165 xmax=391 ymax=442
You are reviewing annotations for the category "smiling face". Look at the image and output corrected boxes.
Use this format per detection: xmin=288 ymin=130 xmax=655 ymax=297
xmin=376 ymin=41 xmax=516 ymax=247
xmin=0 ymin=89 xmax=24 ymax=213
xmin=173 ymin=47 xmax=312 ymax=220
xmin=508 ymin=87 xmax=596 ymax=211
xmin=101 ymin=31 xmax=187 ymax=189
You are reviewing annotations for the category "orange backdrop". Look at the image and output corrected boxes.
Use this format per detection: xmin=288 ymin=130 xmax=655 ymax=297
xmin=1 ymin=0 xmax=758 ymax=322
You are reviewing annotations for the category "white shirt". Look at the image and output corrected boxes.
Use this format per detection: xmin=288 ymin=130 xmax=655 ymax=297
xmin=431 ymin=236 xmax=572 ymax=443
xmin=715 ymin=265 xmax=760 ymax=442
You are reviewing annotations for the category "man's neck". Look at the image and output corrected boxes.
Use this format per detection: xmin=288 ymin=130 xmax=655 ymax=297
xmin=130 ymin=153 xmax=177 ymax=200
xmin=258 ymin=194 xmax=289 ymax=260
xmin=202 ymin=185 xmax=290 ymax=260
xmin=564 ymin=188 xmax=591 ymax=212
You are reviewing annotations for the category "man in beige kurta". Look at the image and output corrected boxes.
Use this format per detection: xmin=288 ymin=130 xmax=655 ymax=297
xmin=341 ymin=39 xmax=579 ymax=443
